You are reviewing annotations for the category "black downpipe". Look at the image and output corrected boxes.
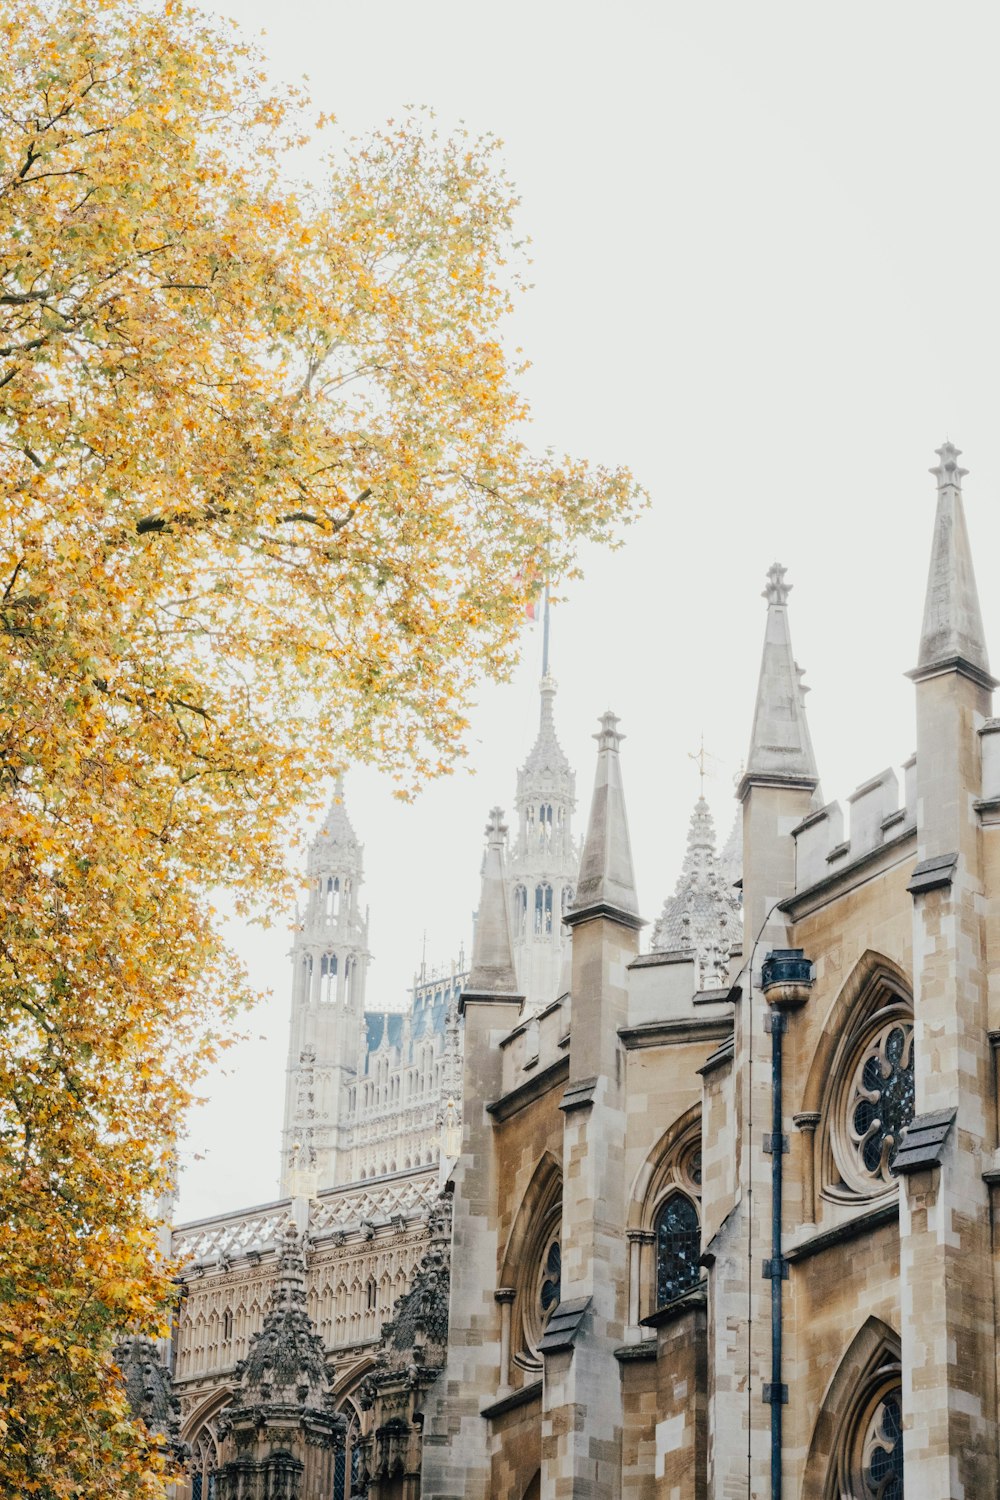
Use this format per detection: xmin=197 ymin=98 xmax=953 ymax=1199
xmin=764 ymin=1007 xmax=788 ymax=1500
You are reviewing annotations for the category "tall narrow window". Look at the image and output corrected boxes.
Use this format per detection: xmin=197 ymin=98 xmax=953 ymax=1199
xmin=534 ymin=883 xmax=553 ymax=936
xmin=654 ymin=1192 xmax=700 ymax=1307
xmin=514 ymin=885 xmax=527 ymax=940
xmin=344 ymin=957 xmax=354 ymax=1007
xmin=320 ymin=952 xmax=337 ymax=1003
xmin=539 ymin=803 xmax=553 ymax=847
xmin=326 ymin=875 xmax=340 ymax=919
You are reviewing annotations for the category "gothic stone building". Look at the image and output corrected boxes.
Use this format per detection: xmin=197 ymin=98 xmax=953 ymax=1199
xmin=148 ymin=443 xmax=1000 ymax=1497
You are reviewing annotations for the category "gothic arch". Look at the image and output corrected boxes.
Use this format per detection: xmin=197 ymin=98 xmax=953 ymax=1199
xmin=802 ymin=1317 xmax=903 ymax=1498
xmin=626 ymin=1102 xmax=702 ymax=1232
xmin=499 ymin=1150 xmax=562 ymax=1286
xmin=800 ymin=951 xmax=914 ymax=1208
xmin=500 ymin=1151 xmax=562 ymax=1373
xmin=180 ymin=1384 xmax=235 ymax=1447
xmin=800 ymin=950 xmax=912 ymax=1116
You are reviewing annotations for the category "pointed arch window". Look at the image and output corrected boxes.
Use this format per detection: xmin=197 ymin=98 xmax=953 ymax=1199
xmin=513 ymin=885 xmax=527 ymax=940
xmin=326 ymin=875 xmax=341 ymax=919
xmin=534 ymin=883 xmax=553 ymax=937
xmin=344 ymin=956 xmax=354 ymax=1008
xmin=320 ymin=952 xmax=338 ymax=1003
xmin=189 ymin=1428 xmax=218 ymax=1500
xmin=821 ymin=977 xmax=915 ymax=1203
xmin=822 ymin=1353 xmax=904 ymax=1499
xmin=539 ymin=803 xmax=553 ymax=847
xmin=655 ymin=1192 xmax=701 ymax=1307
xmin=332 ymin=1406 xmax=363 ymax=1500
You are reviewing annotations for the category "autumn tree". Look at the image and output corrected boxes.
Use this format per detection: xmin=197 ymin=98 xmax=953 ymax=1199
xmin=0 ymin=1 xmax=643 ymax=1492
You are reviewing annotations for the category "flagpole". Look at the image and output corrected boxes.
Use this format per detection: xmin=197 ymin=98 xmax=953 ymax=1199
xmin=542 ymin=582 xmax=551 ymax=677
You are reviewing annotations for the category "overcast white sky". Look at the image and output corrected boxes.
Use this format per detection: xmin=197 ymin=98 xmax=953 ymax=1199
xmin=177 ymin=0 xmax=1000 ymax=1222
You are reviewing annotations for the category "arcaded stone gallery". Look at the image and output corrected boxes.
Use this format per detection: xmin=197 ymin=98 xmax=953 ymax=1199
xmin=126 ymin=443 xmax=1000 ymax=1496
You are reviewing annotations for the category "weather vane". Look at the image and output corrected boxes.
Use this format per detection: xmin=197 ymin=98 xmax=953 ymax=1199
xmin=689 ymin=733 xmax=709 ymax=795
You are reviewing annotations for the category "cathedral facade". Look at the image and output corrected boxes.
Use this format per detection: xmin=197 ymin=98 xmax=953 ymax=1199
xmin=146 ymin=443 xmax=1000 ymax=1498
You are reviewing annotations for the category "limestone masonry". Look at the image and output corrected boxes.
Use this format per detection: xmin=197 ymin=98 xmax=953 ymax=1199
xmin=125 ymin=442 xmax=1000 ymax=1498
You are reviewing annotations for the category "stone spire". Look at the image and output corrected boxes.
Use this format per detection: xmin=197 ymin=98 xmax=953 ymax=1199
xmin=464 ymin=807 xmax=521 ymax=1001
xmin=568 ymin=712 xmax=640 ymax=925
xmin=509 ymin=669 xmax=578 ymax=1012
xmin=738 ymin=564 xmax=819 ymax=799
xmin=523 ymin=674 xmax=572 ymax=776
xmin=911 ymin=442 xmax=996 ymax=688
xmin=308 ymin=774 xmax=359 ymax=871
xmin=651 ymin=796 xmax=742 ymax=983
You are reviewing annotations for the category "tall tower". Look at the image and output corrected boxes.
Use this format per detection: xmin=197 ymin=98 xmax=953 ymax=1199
xmin=507 ymin=647 xmax=579 ymax=1012
xmin=280 ymin=781 xmax=370 ymax=1194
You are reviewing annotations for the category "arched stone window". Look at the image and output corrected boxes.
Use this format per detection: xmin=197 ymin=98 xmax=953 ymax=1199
xmin=539 ymin=803 xmax=553 ymax=847
xmin=188 ymin=1427 xmax=219 ymax=1500
xmin=813 ymin=960 xmax=915 ymax=1205
xmin=513 ymin=884 xmax=527 ymax=940
xmin=321 ymin=952 xmax=338 ymax=1003
xmin=500 ymin=1154 xmax=562 ymax=1376
xmin=332 ymin=1404 xmax=363 ymax=1500
xmin=534 ymin=883 xmax=553 ymax=937
xmin=654 ymin=1192 xmax=701 ymax=1307
xmin=626 ymin=1110 xmax=703 ymax=1323
xmin=805 ymin=1321 xmax=903 ymax=1499
xmin=326 ymin=875 xmax=340 ymax=919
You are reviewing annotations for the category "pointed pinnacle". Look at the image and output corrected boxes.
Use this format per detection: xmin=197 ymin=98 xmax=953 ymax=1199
xmin=929 ymin=440 xmax=968 ymax=491
xmin=762 ymin=562 xmax=791 ymax=607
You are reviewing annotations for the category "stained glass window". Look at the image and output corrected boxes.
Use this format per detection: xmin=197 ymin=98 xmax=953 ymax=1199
xmin=539 ymin=1240 xmax=561 ymax=1325
xmin=655 ymin=1192 xmax=700 ymax=1307
xmin=848 ymin=1020 xmax=914 ymax=1184
xmin=860 ymin=1389 xmax=903 ymax=1499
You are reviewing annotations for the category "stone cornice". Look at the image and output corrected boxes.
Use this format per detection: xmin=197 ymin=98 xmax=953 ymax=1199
xmin=486 ymin=1055 xmax=569 ymax=1123
xmin=480 ymin=1378 xmax=543 ymax=1421
xmin=617 ymin=1016 xmax=732 ymax=1051
xmin=784 ymin=1199 xmax=898 ymax=1263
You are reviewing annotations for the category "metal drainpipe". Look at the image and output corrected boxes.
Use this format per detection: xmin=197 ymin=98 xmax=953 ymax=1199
xmin=763 ymin=1006 xmax=787 ymax=1500
xmin=761 ymin=948 xmax=813 ymax=1500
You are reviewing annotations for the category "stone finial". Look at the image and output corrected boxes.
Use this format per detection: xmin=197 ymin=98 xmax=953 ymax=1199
xmin=912 ymin=440 xmax=995 ymax=688
xmin=485 ymin=805 xmax=507 ymax=844
xmin=567 ymin=711 xmax=641 ymax=926
xmin=762 ymin=562 xmax=791 ymax=607
xmin=929 ymin=440 xmax=968 ymax=491
xmin=739 ymin=565 xmax=819 ymax=798
xmin=593 ymin=709 xmax=625 ymax=753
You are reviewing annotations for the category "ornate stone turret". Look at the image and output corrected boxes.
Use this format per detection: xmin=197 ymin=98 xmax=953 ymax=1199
xmin=363 ymin=1199 xmax=452 ymax=1498
xmin=508 ymin=672 xmax=579 ymax=1011
xmin=114 ymin=1335 xmax=185 ymax=1461
xmin=215 ymin=1225 xmax=342 ymax=1499
xmin=651 ymin=796 xmax=742 ymax=985
xmin=281 ymin=780 xmax=371 ymax=1193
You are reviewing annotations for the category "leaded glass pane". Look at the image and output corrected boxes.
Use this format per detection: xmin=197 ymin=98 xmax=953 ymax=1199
xmin=861 ymin=1390 xmax=903 ymax=1499
xmin=655 ymin=1192 xmax=700 ymax=1307
xmin=848 ymin=1021 xmax=914 ymax=1183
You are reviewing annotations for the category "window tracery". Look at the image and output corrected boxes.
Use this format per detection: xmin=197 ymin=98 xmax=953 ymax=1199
xmin=188 ymin=1427 xmax=218 ymax=1500
xmin=824 ymin=997 xmax=914 ymax=1200
xmin=534 ymin=883 xmax=553 ymax=937
xmin=628 ymin=1115 xmax=703 ymax=1321
xmin=826 ymin=1358 xmax=904 ymax=1500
